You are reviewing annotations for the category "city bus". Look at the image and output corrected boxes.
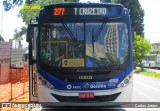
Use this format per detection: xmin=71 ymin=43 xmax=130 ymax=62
xmin=143 ymin=54 xmax=160 ymax=69
xmin=27 ymin=2 xmax=133 ymax=106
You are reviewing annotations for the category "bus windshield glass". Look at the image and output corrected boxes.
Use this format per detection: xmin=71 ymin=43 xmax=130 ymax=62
xmin=40 ymin=22 xmax=129 ymax=68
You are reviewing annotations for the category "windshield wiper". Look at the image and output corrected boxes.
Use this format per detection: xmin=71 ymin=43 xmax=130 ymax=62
xmin=62 ymin=23 xmax=76 ymax=42
xmin=91 ymin=19 xmax=107 ymax=53
xmin=93 ymin=19 xmax=107 ymax=41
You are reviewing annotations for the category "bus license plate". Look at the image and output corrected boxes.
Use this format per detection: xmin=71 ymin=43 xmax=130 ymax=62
xmin=79 ymin=92 xmax=94 ymax=98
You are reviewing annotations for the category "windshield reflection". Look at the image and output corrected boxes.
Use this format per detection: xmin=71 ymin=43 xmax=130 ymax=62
xmin=40 ymin=22 xmax=129 ymax=68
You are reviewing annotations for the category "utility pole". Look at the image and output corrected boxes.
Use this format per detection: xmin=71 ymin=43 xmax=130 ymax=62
xmin=0 ymin=1 xmax=3 ymax=36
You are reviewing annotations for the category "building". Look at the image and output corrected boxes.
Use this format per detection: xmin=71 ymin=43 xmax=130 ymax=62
xmin=105 ymin=23 xmax=119 ymax=58
xmin=151 ymin=42 xmax=160 ymax=54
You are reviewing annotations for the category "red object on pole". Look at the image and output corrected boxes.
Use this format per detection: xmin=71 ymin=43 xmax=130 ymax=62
xmin=22 ymin=68 xmax=28 ymax=94
xmin=10 ymin=69 xmax=13 ymax=99
xmin=0 ymin=64 xmax=1 ymax=84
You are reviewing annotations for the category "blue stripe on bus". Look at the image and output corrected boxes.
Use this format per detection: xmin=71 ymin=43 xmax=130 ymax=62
xmin=38 ymin=66 xmax=132 ymax=90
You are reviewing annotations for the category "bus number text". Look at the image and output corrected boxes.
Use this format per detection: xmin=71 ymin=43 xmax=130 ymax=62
xmin=54 ymin=8 xmax=65 ymax=15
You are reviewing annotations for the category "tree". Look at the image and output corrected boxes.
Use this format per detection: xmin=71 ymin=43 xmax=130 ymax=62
xmin=120 ymin=0 xmax=144 ymax=36
xmin=3 ymin=0 xmax=80 ymax=40
xmin=13 ymin=26 xmax=27 ymax=47
xmin=3 ymin=0 xmax=79 ymax=11
xmin=13 ymin=27 xmax=26 ymax=40
xmin=100 ymin=0 xmax=144 ymax=36
xmin=133 ymin=33 xmax=151 ymax=70
xmin=18 ymin=0 xmax=79 ymax=24
xmin=150 ymin=50 xmax=160 ymax=54
xmin=0 ymin=35 xmax=4 ymax=41
xmin=3 ymin=0 xmax=23 ymax=11
xmin=100 ymin=0 xmax=111 ymax=2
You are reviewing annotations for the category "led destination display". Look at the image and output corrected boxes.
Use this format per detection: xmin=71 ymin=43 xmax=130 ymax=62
xmin=53 ymin=7 xmax=108 ymax=16
xmin=46 ymin=4 xmax=123 ymax=17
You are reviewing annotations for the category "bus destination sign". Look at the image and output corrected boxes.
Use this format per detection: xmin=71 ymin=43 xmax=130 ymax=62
xmin=53 ymin=7 xmax=109 ymax=16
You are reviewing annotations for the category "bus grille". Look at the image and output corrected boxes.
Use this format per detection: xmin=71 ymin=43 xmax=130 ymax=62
xmin=51 ymin=92 xmax=121 ymax=103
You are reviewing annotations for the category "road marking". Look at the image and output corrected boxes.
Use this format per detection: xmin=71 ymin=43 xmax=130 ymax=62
xmin=133 ymin=88 xmax=155 ymax=101
xmin=135 ymin=80 xmax=160 ymax=93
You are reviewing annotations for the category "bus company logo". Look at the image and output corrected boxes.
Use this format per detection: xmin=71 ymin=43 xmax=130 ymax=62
xmin=82 ymin=83 xmax=90 ymax=89
xmin=79 ymin=76 xmax=92 ymax=80
xmin=109 ymin=78 xmax=119 ymax=83
xmin=90 ymin=84 xmax=106 ymax=89
xmin=73 ymin=86 xmax=81 ymax=89
xmin=107 ymin=83 xmax=117 ymax=87
xmin=67 ymin=84 xmax=72 ymax=89
xmin=67 ymin=85 xmax=81 ymax=89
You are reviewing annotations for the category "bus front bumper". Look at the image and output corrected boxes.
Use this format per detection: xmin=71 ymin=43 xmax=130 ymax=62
xmin=37 ymin=82 xmax=133 ymax=106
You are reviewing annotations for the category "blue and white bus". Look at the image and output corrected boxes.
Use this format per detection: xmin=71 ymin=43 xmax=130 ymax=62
xmin=27 ymin=2 xmax=133 ymax=106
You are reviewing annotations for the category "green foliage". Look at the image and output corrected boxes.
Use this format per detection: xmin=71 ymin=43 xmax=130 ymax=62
xmin=0 ymin=35 xmax=4 ymax=41
xmin=3 ymin=0 xmax=79 ymax=40
xmin=150 ymin=45 xmax=160 ymax=54
xmin=3 ymin=0 xmax=80 ymax=24
xmin=19 ymin=0 xmax=80 ymax=24
xmin=3 ymin=0 xmax=79 ymax=11
xmin=134 ymin=69 xmax=160 ymax=78
xmin=13 ymin=28 xmax=20 ymax=40
xmin=133 ymin=32 xmax=151 ymax=70
xmin=120 ymin=0 xmax=144 ymax=36
xmin=150 ymin=50 xmax=160 ymax=54
xmin=13 ymin=26 xmax=27 ymax=40
xmin=3 ymin=0 xmax=23 ymax=11
xmin=100 ymin=0 xmax=112 ymax=2
xmin=100 ymin=0 xmax=144 ymax=36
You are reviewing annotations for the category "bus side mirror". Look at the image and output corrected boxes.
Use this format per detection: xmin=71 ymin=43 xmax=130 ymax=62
xmin=27 ymin=24 xmax=38 ymax=65
xmin=26 ymin=24 xmax=38 ymax=42
xmin=26 ymin=25 xmax=32 ymax=42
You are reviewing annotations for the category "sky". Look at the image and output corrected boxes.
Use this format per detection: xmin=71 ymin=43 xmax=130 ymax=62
xmin=139 ymin=0 xmax=160 ymax=43
xmin=0 ymin=0 xmax=160 ymax=45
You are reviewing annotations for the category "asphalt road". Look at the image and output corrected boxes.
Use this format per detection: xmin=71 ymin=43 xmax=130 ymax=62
xmin=132 ymin=73 xmax=160 ymax=102
xmin=123 ymin=73 xmax=160 ymax=111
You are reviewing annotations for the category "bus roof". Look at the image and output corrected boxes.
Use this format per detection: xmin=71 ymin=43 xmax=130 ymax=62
xmin=44 ymin=2 xmax=123 ymax=7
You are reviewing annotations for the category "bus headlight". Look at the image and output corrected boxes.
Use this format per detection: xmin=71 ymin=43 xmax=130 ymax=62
xmin=40 ymin=76 xmax=55 ymax=89
xmin=117 ymin=75 xmax=132 ymax=88
xmin=48 ymin=83 xmax=55 ymax=89
xmin=45 ymin=80 xmax=55 ymax=89
xmin=124 ymin=78 xmax=129 ymax=84
xmin=42 ymin=80 xmax=47 ymax=85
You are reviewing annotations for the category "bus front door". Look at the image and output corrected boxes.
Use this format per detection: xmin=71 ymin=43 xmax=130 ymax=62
xmin=27 ymin=24 xmax=38 ymax=102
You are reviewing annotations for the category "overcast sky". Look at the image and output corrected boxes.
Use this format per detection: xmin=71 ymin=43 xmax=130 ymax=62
xmin=139 ymin=0 xmax=160 ymax=43
xmin=0 ymin=0 xmax=160 ymax=44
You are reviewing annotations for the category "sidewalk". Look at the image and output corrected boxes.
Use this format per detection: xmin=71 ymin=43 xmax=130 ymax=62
xmin=136 ymin=67 xmax=160 ymax=73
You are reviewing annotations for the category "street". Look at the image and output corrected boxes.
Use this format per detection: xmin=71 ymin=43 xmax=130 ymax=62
xmin=123 ymin=73 xmax=160 ymax=111
xmin=132 ymin=73 xmax=160 ymax=102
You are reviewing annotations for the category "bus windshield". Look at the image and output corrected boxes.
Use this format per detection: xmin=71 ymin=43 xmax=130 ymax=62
xmin=40 ymin=22 xmax=129 ymax=68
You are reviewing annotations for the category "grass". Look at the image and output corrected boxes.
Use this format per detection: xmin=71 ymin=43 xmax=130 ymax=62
xmin=134 ymin=69 xmax=160 ymax=79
